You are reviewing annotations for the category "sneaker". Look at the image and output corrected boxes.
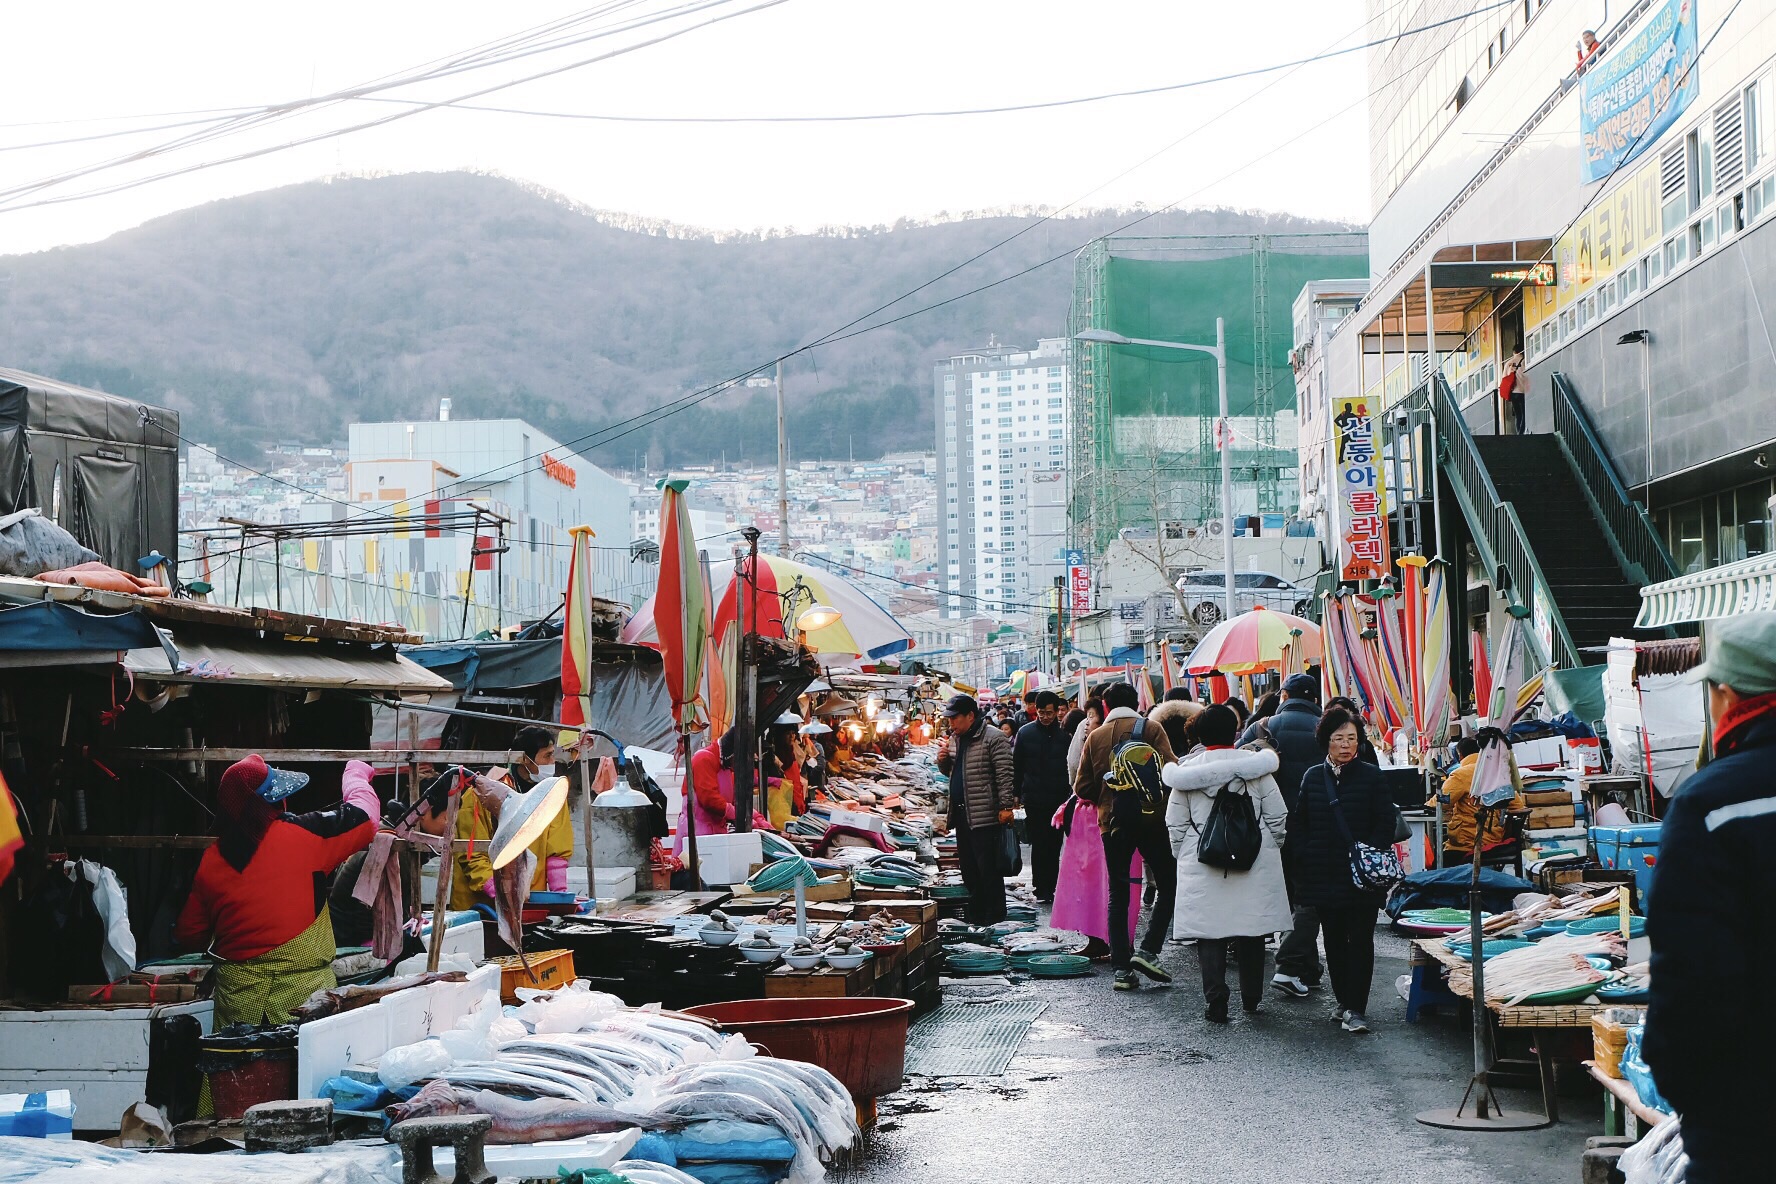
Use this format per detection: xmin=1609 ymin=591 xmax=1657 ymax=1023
xmin=1342 ymin=1012 xmax=1372 ymax=1034
xmin=1130 ymin=951 xmax=1173 ymax=984
xmin=1205 ymin=999 xmax=1230 ymax=1024
xmin=1329 ymin=1006 xmax=1350 ymax=1025
xmin=1271 ymin=974 xmax=1311 ymax=999
xmin=1114 ymin=969 xmax=1141 ymax=991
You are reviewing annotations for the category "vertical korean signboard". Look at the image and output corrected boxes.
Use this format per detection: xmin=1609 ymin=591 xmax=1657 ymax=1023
xmin=1334 ymin=397 xmax=1390 ymax=581
xmin=1580 ymin=0 xmax=1699 ymax=184
xmin=1065 ymin=548 xmax=1092 ymax=613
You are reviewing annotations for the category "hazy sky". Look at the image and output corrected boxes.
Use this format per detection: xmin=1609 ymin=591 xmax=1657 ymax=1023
xmin=0 ymin=0 xmax=1377 ymax=255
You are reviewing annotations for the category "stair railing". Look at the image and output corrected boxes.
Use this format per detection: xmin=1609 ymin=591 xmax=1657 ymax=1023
xmin=1550 ymin=371 xmax=1678 ymax=587
xmin=1424 ymin=375 xmax=1583 ymax=670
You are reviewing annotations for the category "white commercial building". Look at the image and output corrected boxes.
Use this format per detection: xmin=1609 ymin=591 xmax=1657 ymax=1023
xmin=933 ymin=338 xmax=1072 ymax=622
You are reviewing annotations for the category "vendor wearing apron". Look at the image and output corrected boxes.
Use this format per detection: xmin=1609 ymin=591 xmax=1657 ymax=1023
xmin=450 ymin=725 xmax=574 ymax=910
xmin=176 ymin=755 xmax=378 ymax=1026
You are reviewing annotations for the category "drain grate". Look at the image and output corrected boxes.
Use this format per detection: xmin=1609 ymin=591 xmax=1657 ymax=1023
xmin=903 ymin=1000 xmax=1048 ymax=1077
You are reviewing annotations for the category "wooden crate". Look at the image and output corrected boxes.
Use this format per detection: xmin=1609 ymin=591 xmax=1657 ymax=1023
xmin=854 ymin=898 xmax=938 ymax=924
xmin=1523 ymin=789 xmax=1576 ymax=807
xmin=493 ymin=949 xmax=576 ymax=1002
xmin=764 ymin=963 xmax=873 ymax=998
xmin=1527 ymin=804 xmax=1578 ymax=829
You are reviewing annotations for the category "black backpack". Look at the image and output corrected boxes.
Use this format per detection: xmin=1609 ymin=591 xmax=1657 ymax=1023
xmin=1103 ymin=718 xmax=1168 ymax=835
xmin=1197 ymin=780 xmax=1263 ymax=872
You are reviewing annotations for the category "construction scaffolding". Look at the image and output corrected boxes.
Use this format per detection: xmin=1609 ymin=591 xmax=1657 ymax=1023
xmin=1068 ymin=233 xmax=1369 ymax=553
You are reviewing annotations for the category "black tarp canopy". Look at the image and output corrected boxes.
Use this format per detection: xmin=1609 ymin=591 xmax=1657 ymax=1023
xmin=401 ymin=637 xmax=677 ymax=752
xmin=0 ymin=368 xmax=179 ymax=571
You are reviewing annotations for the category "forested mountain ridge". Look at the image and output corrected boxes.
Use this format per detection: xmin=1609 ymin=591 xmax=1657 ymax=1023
xmin=0 ymin=172 xmax=1354 ymax=464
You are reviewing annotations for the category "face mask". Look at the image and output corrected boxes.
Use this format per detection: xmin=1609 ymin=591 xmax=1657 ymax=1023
xmin=532 ymin=762 xmax=556 ymax=781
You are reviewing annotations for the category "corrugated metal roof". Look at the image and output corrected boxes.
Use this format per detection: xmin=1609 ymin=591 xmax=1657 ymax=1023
xmin=124 ymin=636 xmax=451 ymax=692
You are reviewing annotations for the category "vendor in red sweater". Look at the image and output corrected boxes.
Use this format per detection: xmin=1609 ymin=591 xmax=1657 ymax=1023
xmin=176 ymin=756 xmax=377 ymax=1026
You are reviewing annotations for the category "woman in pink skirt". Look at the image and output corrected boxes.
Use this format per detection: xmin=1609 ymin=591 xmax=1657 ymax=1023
xmin=1049 ymin=793 xmax=1140 ymax=959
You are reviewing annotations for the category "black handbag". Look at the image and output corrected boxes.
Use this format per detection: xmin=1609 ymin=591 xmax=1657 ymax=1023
xmin=998 ymin=824 xmax=1023 ymax=878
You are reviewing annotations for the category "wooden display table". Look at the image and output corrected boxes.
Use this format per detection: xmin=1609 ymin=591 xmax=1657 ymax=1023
xmin=1586 ymin=1061 xmax=1669 ymax=1139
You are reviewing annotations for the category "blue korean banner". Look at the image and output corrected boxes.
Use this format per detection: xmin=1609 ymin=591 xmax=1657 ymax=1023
xmin=1580 ymin=0 xmax=1699 ymax=184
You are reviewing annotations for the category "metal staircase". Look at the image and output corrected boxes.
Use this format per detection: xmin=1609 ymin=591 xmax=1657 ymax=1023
xmin=1423 ymin=374 xmax=1676 ymax=668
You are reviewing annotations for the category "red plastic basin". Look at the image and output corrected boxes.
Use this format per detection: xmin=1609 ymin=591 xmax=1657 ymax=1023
xmin=684 ymin=997 xmax=914 ymax=1102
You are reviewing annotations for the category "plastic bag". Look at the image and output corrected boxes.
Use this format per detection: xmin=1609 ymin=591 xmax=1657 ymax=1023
xmin=68 ymin=859 xmax=136 ymax=983
xmin=513 ymin=980 xmax=624 ymax=1034
xmin=317 ymin=1076 xmax=388 ymax=1112
xmin=377 ymin=1038 xmax=453 ymax=1089
xmin=1619 ymin=1114 xmax=1688 ymax=1184
xmin=1620 ymin=1025 xmax=1674 ymax=1116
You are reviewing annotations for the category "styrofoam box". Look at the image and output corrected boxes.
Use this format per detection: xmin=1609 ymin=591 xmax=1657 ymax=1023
xmin=696 ymin=831 xmax=764 ymax=886
xmin=825 ymin=807 xmax=890 ymax=835
xmin=436 ymin=1129 xmax=640 ymax=1177
xmin=1510 ymin=736 xmax=1566 ymax=768
xmin=0 ymin=1089 xmax=75 ymax=1139
xmin=296 ymin=963 xmax=499 ymax=1099
xmin=0 ymin=1000 xmax=213 ymax=1133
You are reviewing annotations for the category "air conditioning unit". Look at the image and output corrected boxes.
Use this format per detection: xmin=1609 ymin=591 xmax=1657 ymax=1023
xmin=1126 ymin=626 xmax=1148 ymax=645
xmin=1206 ymin=520 xmax=1224 ymax=536
xmin=1062 ymin=656 xmax=1087 ymax=674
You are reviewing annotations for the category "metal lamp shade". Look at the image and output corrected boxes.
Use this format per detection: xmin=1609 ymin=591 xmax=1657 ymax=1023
xmin=488 ymin=775 xmax=570 ymax=870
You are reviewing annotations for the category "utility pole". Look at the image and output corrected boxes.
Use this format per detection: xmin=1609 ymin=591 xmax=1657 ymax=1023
xmin=732 ymin=527 xmax=762 ymax=832
xmin=1053 ymin=575 xmax=1065 ymax=682
xmin=776 ymin=360 xmax=789 ymax=556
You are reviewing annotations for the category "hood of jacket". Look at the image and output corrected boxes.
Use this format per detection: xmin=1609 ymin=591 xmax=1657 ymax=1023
xmin=1162 ymin=745 xmax=1279 ymax=794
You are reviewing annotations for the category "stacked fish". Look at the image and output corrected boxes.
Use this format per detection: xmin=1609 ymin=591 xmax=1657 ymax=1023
xmin=383 ymin=990 xmax=859 ymax=1183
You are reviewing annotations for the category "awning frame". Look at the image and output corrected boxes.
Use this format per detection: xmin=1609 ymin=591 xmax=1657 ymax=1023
xmin=1635 ymin=553 xmax=1776 ymax=628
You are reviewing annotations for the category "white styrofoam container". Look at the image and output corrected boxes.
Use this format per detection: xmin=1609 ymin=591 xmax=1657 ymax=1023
xmin=696 ymin=831 xmax=764 ymax=886
xmin=0 ymin=1089 xmax=74 ymax=1139
xmin=0 ymin=1000 xmax=213 ymax=1133
xmin=595 ymin=867 xmax=637 ymax=900
xmin=296 ymin=964 xmax=499 ymax=1100
xmin=825 ymin=807 xmax=890 ymax=835
xmin=436 ymin=1129 xmax=641 ymax=1177
xmin=1510 ymin=736 xmax=1565 ymax=768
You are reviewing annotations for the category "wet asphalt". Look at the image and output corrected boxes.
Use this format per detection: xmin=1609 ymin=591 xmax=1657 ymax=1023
xmin=840 ymin=926 xmax=1595 ymax=1184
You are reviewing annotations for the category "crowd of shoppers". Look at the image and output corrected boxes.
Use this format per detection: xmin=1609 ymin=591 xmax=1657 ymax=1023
xmin=987 ymin=668 xmax=1397 ymax=1035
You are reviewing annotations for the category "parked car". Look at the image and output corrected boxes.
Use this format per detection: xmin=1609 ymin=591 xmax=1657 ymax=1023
xmin=1174 ymin=570 xmax=1313 ymax=626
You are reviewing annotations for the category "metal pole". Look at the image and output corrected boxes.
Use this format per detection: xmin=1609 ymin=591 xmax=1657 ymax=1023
xmin=581 ymin=746 xmax=597 ymax=909
xmin=1217 ymin=316 xmax=1236 ymax=621
xmin=733 ymin=531 xmax=760 ymax=831
xmin=776 ymin=360 xmax=790 ymax=556
xmin=681 ymin=731 xmax=702 ymax=892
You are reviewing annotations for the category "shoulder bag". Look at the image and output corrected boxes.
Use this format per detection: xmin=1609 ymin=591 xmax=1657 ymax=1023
xmin=1325 ymin=769 xmax=1403 ymax=892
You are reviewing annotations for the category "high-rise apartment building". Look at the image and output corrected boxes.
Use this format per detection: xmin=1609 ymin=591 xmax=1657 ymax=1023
xmin=933 ymin=339 xmax=1072 ymax=621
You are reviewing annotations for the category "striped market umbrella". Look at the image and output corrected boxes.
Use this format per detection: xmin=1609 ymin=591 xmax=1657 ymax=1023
xmin=1003 ymin=669 xmax=1048 ymax=697
xmin=654 ymin=480 xmax=710 ymax=736
xmin=626 ymin=554 xmax=912 ymax=665
xmin=1179 ymin=605 xmax=1322 ymax=676
xmin=559 ymin=525 xmax=597 ymax=734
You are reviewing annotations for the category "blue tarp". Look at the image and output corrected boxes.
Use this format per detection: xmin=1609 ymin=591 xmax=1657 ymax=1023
xmin=0 ymin=599 xmax=159 ymax=653
xmin=1386 ymin=866 xmax=1534 ymax=920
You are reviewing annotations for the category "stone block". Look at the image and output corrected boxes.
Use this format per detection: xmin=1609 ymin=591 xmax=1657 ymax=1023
xmin=243 ymin=1097 xmax=334 ymax=1152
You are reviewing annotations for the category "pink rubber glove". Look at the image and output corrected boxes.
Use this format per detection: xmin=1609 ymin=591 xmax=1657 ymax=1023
xmin=482 ymin=878 xmax=497 ymax=899
xmin=545 ymin=856 xmax=569 ymax=893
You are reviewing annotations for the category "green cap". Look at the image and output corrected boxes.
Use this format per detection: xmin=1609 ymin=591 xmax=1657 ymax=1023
xmin=1686 ymin=611 xmax=1776 ymax=695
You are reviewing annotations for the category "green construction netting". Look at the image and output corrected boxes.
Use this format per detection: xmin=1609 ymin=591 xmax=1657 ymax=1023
xmin=1102 ymin=252 xmax=1368 ymax=427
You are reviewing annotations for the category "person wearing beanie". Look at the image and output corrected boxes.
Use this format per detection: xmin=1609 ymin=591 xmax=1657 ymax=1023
xmin=176 ymin=755 xmax=378 ymax=1026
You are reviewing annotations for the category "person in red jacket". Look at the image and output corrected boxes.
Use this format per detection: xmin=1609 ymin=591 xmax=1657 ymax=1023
xmin=176 ymin=755 xmax=377 ymax=1026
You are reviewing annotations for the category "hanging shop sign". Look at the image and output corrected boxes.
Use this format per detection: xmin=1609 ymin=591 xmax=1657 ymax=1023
xmin=1580 ymin=0 xmax=1699 ymax=185
xmin=1334 ymin=396 xmax=1391 ymax=582
xmin=1066 ymin=548 xmax=1092 ymax=613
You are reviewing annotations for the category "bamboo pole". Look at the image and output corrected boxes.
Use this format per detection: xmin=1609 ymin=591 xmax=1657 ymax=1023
xmin=425 ymin=775 xmax=465 ymax=973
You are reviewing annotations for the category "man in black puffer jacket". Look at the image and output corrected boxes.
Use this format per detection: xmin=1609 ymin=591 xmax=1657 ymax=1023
xmin=1014 ymin=691 xmax=1073 ymax=903
xmin=1243 ymin=674 xmax=1325 ymax=997
xmin=1643 ymin=613 xmax=1776 ymax=1183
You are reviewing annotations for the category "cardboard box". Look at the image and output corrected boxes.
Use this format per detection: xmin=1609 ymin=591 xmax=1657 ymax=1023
xmin=852 ymin=898 xmax=938 ymax=924
xmin=1527 ymin=804 xmax=1577 ymax=829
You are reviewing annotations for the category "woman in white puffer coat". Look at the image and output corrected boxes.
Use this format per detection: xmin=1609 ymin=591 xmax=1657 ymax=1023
xmin=1160 ymin=703 xmax=1292 ymax=1023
